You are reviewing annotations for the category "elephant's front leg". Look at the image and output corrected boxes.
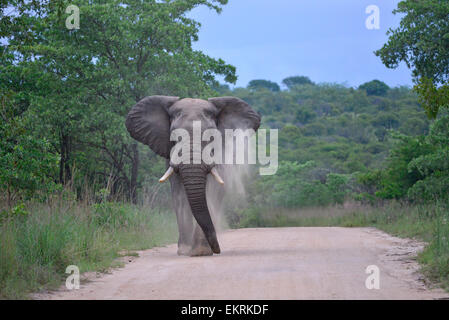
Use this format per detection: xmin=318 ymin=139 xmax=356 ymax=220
xmin=189 ymin=222 xmax=213 ymax=256
xmin=169 ymin=173 xmax=194 ymax=256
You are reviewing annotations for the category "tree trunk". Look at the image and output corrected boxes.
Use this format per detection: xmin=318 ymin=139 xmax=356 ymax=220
xmin=59 ymin=133 xmax=72 ymax=185
xmin=130 ymin=142 xmax=139 ymax=204
xmin=6 ymin=184 xmax=12 ymax=210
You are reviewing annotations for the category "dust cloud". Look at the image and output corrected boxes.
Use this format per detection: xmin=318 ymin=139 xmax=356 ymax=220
xmin=206 ymin=135 xmax=256 ymax=232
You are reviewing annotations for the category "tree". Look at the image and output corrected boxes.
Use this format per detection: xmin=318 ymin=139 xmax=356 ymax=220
xmin=2 ymin=0 xmax=236 ymax=203
xmin=374 ymin=133 xmax=433 ymax=199
xmin=211 ymin=83 xmax=231 ymax=95
xmin=0 ymin=90 xmax=58 ymax=208
xmin=282 ymin=76 xmax=314 ymax=89
xmin=375 ymin=0 xmax=449 ymax=117
xmin=358 ymin=80 xmax=389 ymax=96
xmin=414 ymin=77 xmax=449 ymax=119
xmin=247 ymin=79 xmax=280 ymax=92
xmin=407 ymin=116 xmax=449 ymax=202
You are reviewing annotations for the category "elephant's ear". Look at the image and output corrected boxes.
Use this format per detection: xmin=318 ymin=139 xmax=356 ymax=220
xmin=208 ymin=97 xmax=261 ymax=132
xmin=125 ymin=96 xmax=179 ymax=158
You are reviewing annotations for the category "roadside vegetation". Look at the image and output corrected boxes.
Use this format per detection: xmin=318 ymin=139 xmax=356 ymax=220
xmin=0 ymin=195 xmax=177 ymax=299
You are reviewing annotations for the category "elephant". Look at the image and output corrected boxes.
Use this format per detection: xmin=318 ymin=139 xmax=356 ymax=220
xmin=125 ymin=96 xmax=261 ymax=256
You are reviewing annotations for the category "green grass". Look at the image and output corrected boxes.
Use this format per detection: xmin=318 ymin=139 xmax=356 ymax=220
xmin=0 ymin=202 xmax=177 ymax=299
xmin=236 ymin=202 xmax=449 ymax=290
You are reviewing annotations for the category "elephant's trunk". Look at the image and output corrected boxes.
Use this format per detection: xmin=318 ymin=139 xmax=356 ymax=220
xmin=178 ymin=164 xmax=221 ymax=254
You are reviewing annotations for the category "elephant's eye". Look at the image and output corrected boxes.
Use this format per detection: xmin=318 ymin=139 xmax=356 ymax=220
xmin=171 ymin=112 xmax=181 ymax=120
xmin=204 ymin=109 xmax=214 ymax=118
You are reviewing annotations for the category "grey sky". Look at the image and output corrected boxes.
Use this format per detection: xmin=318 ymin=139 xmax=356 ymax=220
xmin=189 ymin=0 xmax=412 ymax=88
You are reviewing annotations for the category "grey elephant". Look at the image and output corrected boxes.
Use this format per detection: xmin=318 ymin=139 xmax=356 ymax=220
xmin=125 ymin=96 xmax=261 ymax=256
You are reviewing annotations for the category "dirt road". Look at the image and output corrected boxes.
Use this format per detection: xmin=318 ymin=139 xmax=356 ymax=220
xmin=36 ymin=227 xmax=448 ymax=300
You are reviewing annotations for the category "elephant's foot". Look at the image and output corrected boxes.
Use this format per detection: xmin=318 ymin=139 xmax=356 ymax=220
xmin=177 ymin=244 xmax=191 ymax=256
xmin=189 ymin=245 xmax=213 ymax=257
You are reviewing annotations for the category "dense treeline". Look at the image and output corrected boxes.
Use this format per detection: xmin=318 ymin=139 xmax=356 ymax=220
xmin=1 ymin=0 xmax=235 ymax=208
xmin=1 ymin=3 xmax=448 ymax=213
xmin=1 ymin=0 xmax=448 ymax=214
xmin=213 ymin=79 xmax=448 ymax=223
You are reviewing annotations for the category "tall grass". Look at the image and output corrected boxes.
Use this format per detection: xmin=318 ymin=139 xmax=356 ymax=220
xmin=236 ymin=202 xmax=449 ymax=290
xmin=0 ymin=202 xmax=177 ymax=299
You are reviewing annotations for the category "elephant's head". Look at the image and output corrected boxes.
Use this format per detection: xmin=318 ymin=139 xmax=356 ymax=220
xmin=125 ymin=96 xmax=261 ymax=254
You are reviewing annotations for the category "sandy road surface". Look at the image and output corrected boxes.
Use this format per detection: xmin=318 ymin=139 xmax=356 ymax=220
xmin=35 ymin=227 xmax=448 ymax=300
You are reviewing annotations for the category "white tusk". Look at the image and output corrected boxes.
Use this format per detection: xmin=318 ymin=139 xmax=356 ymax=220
xmin=159 ymin=167 xmax=174 ymax=183
xmin=210 ymin=167 xmax=224 ymax=185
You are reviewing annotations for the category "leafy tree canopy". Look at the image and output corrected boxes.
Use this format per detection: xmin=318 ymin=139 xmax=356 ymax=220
xmin=358 ymin=80 xmax=390 ymax=96
xmin=248 ymin=79 xmax=280 ymax=92
xmin=0 ymin=0 xmax=236 ymax=203
xmin=375 ymin=0 xmax=449 ymax=117
xmin=282 ymin=76 xmax=314 ymax=89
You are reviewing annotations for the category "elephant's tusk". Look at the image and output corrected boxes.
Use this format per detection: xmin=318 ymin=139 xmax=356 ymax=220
xmin=159 ymin=167 xmax=174 ymax=183
xmin=210 ymin=167 xmax=224 ymax=185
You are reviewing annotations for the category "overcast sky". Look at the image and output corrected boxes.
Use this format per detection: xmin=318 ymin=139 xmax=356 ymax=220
xmin=189 ymin=0 xmax=412 ymax=89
